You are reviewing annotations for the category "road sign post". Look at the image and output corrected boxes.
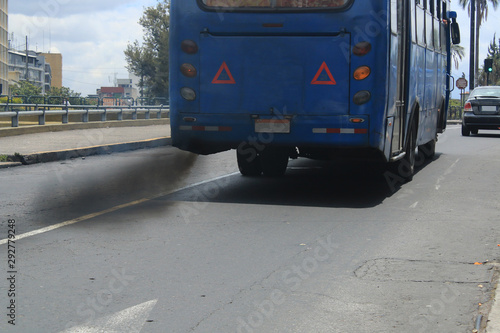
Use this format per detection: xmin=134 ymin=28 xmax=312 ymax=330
xmin=456 ymin=78 xmax=468 ymax=109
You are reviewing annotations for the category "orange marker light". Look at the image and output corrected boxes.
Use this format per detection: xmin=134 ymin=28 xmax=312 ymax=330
xmin=350 ymin=118 xmax=365 ymax=123
xmin=354 ymin=66 xmax=371 ymax=81
xmin=181 ymin=64 xmax=197 ymax=78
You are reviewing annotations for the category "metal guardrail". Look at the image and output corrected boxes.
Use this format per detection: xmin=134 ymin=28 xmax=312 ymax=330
xmin=0 ymin=104 xmax=170 ymax=128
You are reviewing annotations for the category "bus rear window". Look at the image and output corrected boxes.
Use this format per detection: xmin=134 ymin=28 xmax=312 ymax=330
xmin=202 ymin=0 xmax=350 ymax=9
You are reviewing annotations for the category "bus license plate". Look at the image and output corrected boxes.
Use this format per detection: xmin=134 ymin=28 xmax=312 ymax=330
xmin=255 ymin=119 xmax=290 ymax=134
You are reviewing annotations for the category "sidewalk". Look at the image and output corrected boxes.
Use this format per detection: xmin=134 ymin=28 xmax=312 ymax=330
xmin=0 ymin=120 xmax=171 ymax=168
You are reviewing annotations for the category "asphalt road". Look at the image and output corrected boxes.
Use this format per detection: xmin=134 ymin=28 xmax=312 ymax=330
xmin=0 ymin=125 xmax=499 ymax=333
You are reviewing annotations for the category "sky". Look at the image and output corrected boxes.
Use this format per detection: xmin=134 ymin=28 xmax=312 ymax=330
xmin=8 ymin=0 xmax=499 ymax=98
xmin=451 ymin=0 xmax=499 ymax=98
xmin=8 ymin=0 xmax=159 ymax=96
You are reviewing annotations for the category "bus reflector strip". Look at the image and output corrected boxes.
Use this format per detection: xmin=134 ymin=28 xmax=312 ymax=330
xmin=180 ymin=126 xmax=232 ymax=132
xmin=313 ymin=128 xmax=368 ymax=134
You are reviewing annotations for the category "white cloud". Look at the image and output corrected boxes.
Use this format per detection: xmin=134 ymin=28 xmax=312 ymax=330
xmin=9 ymin=0 xmax=141 ymax=18
xmin=9 ymin=1 xmax=160 ymax=96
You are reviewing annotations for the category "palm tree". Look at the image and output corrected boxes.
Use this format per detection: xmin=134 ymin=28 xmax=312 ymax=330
xmin=452 ymin=44 xmax=466 ymax=70
xmin=459 ymin=0 xmax=499 ymax=87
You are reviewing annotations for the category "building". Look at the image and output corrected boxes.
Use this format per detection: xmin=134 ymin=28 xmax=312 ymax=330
xmin=41 ymin=53 xmax=62 ymax=88
xmin=8 ymin=50 xmax=52 ymax=94
xmin=0 ymin=0 xmax=8 ymax=95
xmin=97 ymin=74 xmax=139 ymax=105
xmin=116 ymin=78 xmax=138 ymax=99
xmin=97 ymin=86 xmax=125 ymax=99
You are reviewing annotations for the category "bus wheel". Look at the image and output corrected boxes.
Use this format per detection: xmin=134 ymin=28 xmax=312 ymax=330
xmin=418 ymin=139 xmax=436 ymax=160
xmin=237 ymin=146 xmax=262 ymax=176
xmin=393 ymin=122 xmax=417 ymax=182
xmin=260 ymin=148 xmax=289 ymax=177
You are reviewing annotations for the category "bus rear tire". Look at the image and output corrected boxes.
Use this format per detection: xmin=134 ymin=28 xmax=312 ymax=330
xmin=260 ymin=148 xmax=289 ymax=177
xmin=418 ymin=139 xmax=436 ymax=160
xmin=391 ymin=121 xmax=417 ymax=182
xmin=237 ymin=147 xmax=262 ymax=177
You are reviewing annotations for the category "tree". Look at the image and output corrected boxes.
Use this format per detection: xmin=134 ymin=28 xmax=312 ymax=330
xmin=9 ymin=81 xmax=42 ymax=97
xmin=125 ymin=0 xmax=170 ymax=99
xmin=459 ymin=0 xmax=499 ymax=87
xmin=487 ymin=33 xmax=499 ymax=59
xmin=452 ymin=44 xmax=466 ymax=70
xmin=48 ymin=86 xmax=81 ymax=98
xmin=478 ymin=34 xmax=500 ymax=85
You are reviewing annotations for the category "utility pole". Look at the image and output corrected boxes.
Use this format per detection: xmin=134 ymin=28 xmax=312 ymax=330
xmin=470 ymin=0 xmax=476 ymax=90
xmin=25 ymin=36 xmax=29 ymax=81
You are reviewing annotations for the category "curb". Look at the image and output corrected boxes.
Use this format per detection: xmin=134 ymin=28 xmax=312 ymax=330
xmin=0 ymin=119 xmax=170 ymax=138
xmin=486 ymin=266 xmax=500 ymax=333
xmin=0 ymin=161 xmax=22 ymax=169
xmin=5 ymin=137 xmax=172 ymax=167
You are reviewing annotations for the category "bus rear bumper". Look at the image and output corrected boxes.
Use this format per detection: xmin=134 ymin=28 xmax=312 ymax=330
xmin=171 ymin=114 xmax=376 ymax=156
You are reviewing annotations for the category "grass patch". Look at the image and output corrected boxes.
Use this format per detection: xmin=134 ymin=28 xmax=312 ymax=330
xmin=0 ymin=155 xmax=9 ymax=162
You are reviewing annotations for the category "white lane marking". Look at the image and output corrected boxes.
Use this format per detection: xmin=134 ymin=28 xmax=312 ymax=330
xmin=409 ymin=201 xmax=419 ymax=209
xmin=435 ymin=158 xmax=460 ymax=191
xmin=59 ymin=299 xmax=158 ymax=333
xmin=0 ymin=172 xmax=240 ymax=245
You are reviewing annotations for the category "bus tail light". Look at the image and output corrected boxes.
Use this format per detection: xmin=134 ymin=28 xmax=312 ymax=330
xmin=464 ymin=102 xmax=472 ymax=112
xmin=353 ymin=91 xmax=371 ymax=105
xmin=353 ymin=42 xmax=372 ymax=56
xmin=350 ymin=118 xmax=365 ymax=123
xmin=181 ymin=40 xmax=199 ymax=54
xmin=181 ymin=63 xmax=197 ymax=78
xmin=181 ymin=87 xmax=197 ymax=101
xmin=353 ymin=66 xmax=371 ymax=81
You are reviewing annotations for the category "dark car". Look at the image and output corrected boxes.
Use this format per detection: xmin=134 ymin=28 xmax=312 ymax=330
xmin=462 ymin=86 xmax=500 ymax=136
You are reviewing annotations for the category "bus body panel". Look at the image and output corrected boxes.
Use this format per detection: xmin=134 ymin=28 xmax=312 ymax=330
xmin=170 ymin=0 xmax=454 ymax=164
xmin=199 ymin=35 xmax=350 ymax=116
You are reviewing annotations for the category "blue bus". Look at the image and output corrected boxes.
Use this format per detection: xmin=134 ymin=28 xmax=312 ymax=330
xmin=169 ymin=0 xmax=460 ymax=179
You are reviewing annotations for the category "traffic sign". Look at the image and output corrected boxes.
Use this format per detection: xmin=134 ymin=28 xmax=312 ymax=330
xmin=456 ymin=77 xmax=468 ymax=89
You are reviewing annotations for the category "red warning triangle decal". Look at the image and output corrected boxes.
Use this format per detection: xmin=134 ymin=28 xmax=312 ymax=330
xmin=311 ymin=62 xmax=337 ymax=85
xmin=212 ymin=62 xmax=236 ymax=84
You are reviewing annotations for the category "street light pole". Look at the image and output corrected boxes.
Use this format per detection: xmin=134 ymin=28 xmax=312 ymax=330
xmin=470 ymin=0 xmax=476 ymax=90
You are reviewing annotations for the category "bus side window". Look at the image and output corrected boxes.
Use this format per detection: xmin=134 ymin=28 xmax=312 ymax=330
xmin=434 ymin=17 xmax=440 ymax=52
xmin=390 ymin=0 xmax=397 ymax=35
xmin=416 ymin=2 xmax=426 ymax=46
xmin=440 ymin=19 xmax=447 ymax=52
xmin=411 ymin=1 xmax=417 ymax=43
xmin=425 ymin=3 xmax=434 ymax=49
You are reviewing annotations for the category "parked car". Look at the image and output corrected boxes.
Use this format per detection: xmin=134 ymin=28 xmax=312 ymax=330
xmin=462 ymin=86 xmax=500 ymax=136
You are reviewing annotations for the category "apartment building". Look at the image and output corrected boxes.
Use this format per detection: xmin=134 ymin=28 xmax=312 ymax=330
xmin=8 ymin=49 xmax=51 ymax=94
xmin=0 ymin=0 xmax=8 ymax=95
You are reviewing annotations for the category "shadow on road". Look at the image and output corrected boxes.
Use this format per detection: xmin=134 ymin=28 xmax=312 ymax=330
xmin=166 ymin=154 xmax=440 ymax=209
